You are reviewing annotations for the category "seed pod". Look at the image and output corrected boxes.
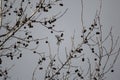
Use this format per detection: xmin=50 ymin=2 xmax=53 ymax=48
xmin=75 ymin=69 xmax=79 ymax=72
xmin=96 ymin=32 xmax=100 ymax=35
xmin=61 ymin=33 xmax=63 ymax=37
xmin=59 ymin=3 xmax=63 ymax=6
xmin=0 ymin=58 xmax=2 ymax=64
xmin=82 ymin=58 xmax=85 ymax=62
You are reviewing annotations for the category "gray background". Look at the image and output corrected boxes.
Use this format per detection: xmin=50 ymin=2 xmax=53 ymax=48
xmin=1 ymin=0 xmax=120 ymax=80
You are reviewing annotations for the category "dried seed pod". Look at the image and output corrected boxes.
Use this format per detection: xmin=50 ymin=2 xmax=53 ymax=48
xmin=0 ymin=58 xmax=2 ymax=64
xmin=52 ymin=67 xmax=57 ymax=70
xmin=36 ymin=41 xmax=39 ymax=44
xmin=39 ymin=67 xmax=43 ymax=70
xmin=59 ymin=3 xmax=63 ymax=6
xmin=42 ymin=57 xmax=46 ymax=61
xmin=77 ymin=73 xmax=81 ymax=77
xmin=82 ymin=58 xmax=85 ymax=62
xmin=61 ymin=33 xmax=63 ymax=37
xmin=75 ymin=69 xmax=79 ymax=72
xmin=45 ymin=41 xmax=48 ymax=43
xmin=111 ymin=69 xmax=114 ymax=72
xmin=96 ymin=32 xmax=100 ymax=35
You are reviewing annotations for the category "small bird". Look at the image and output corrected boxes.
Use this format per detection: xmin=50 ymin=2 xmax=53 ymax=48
xmin=55 ymin=34 xmax=64 ymax=45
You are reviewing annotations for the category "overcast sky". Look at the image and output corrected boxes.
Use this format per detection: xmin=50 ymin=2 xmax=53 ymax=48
xmin=1 ymin=0 xmax=120 ymax=80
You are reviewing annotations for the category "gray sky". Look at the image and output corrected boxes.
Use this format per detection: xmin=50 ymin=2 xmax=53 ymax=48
xmin=1 ymin=0 xmax=120 ymax=80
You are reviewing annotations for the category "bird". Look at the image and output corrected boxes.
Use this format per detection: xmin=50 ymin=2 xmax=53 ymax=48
xmin=55 ymin=35 xmax=64 ymax=45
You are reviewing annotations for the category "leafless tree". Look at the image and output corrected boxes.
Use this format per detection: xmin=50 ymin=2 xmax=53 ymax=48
xmin=0 ymin=0 xmax=66 ymax=80
xmin=0 ymin=0 xmax=120 ymax=80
